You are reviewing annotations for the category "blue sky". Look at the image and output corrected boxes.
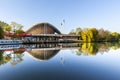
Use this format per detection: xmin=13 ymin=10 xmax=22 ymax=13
xmin=0 ymin=0 xmax=120 ymax=33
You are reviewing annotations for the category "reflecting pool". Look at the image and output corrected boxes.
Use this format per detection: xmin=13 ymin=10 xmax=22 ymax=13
xmin=0 ymin=43 xmax=120 ymax=80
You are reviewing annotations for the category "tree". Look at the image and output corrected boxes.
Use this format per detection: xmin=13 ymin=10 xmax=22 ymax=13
xmin=15 ymin=30 xmax=25 ymax=34
xmin=0 ymin=25 xmax=4 ymax=39
xmin=98 ymin=28 xmax=106 ymax=41
xmin=10 ymin=22 xmax=23 ymax=32
xmin=10 ymin=22 xmax=24 ymax=39
xmin=76 ymin=27 xmax=82 ymax=35
xmin=71 ymin=26 xmax=120 ymax=42
xmin=111 ymin=32 xmax=120 ymax=41
xmin=81 ymin=28 xmax=88 ymax=42
xmin=0 ymin=21 xmax=8 ymax=28
xmin=88 ymin=28 xmax=98 ymax=41
xmin=69 ymin=29 xmax=76 ymax=35
xmin=81 ymin=28 xmax=98 ymax=42
xmin=0 ymin=21 xmax=9 ymax=39
xmin=105 ymin=30 xmax=111 ymax=41
xmin=4 ymin=25 xmax=12 ymax=33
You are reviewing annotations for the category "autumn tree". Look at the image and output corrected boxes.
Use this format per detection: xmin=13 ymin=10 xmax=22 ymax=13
xmin=87 ymin=28 xmax=98 ymax=41
xmin=15 ymin=30 xmax=25 ymax=34
xmin=4 ymin=25 xmax=12 ymax=33
xmin=0 ymin=21 xmax=9 ymax=39
xmin=81 ymin=28 xmax=88 ymax=42
xmin=98 ymin=28 xmax=106 ymax=41
xmin=111 ymin=32 xmax=120 ymax=41
xmin=10 ymin=22 xmax=23 ymax=32
xmin=81 ymin=28 xmax=98 ymax=42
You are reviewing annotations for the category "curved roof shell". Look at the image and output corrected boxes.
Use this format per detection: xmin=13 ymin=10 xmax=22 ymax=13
xmin=26 ymin=22 xmax=61 ymax=34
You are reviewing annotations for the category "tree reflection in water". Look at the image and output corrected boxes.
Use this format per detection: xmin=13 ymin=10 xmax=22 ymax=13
xmin=76 ymin=42 xmax=120 ymax=56
xmin=0 ymin=48 xmax=25 ymax=66
xmin=0 ymin=42 xmax=120 ymax=66
xmin=0 ymin=50 xmax=7 ymax=65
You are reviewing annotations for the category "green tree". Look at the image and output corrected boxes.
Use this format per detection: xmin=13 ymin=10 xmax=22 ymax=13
xmin=0 ymin=21 xmax=8 ymax=28
xmin=76 ymin=27 xmax=82 ymax=35
xmin=111 ymin=32 xmax=120 ymax=41
xmin=0 ymin=21 xmax=9 ymax=39
xmin=0 ymin=25 xmax=4 ymax=39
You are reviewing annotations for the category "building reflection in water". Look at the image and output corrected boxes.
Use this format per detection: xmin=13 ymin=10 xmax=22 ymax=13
xmin=0 ymin=42 xmax=120 ymax=66
xmin=27 ymin=49 xmax=60 ymax=61
xmin=0 ymin=43 xmax=81 ymax=66
xmin=26 ymin=43 xmax=81 ymax=61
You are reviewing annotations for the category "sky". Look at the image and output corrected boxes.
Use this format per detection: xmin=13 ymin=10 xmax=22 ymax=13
xmin=0 ymin=0 xmax=120 ymax=33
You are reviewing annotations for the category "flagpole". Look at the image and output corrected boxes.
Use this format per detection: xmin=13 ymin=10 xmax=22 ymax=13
xmin=60 ymin=19 xmax=65 ymax=65
xmin=61 ymin=19 xmax=65 ymax=34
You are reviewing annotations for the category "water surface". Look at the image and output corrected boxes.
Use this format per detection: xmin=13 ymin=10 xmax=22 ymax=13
xmin=0 ymin=43 xmax=120 ymax=80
